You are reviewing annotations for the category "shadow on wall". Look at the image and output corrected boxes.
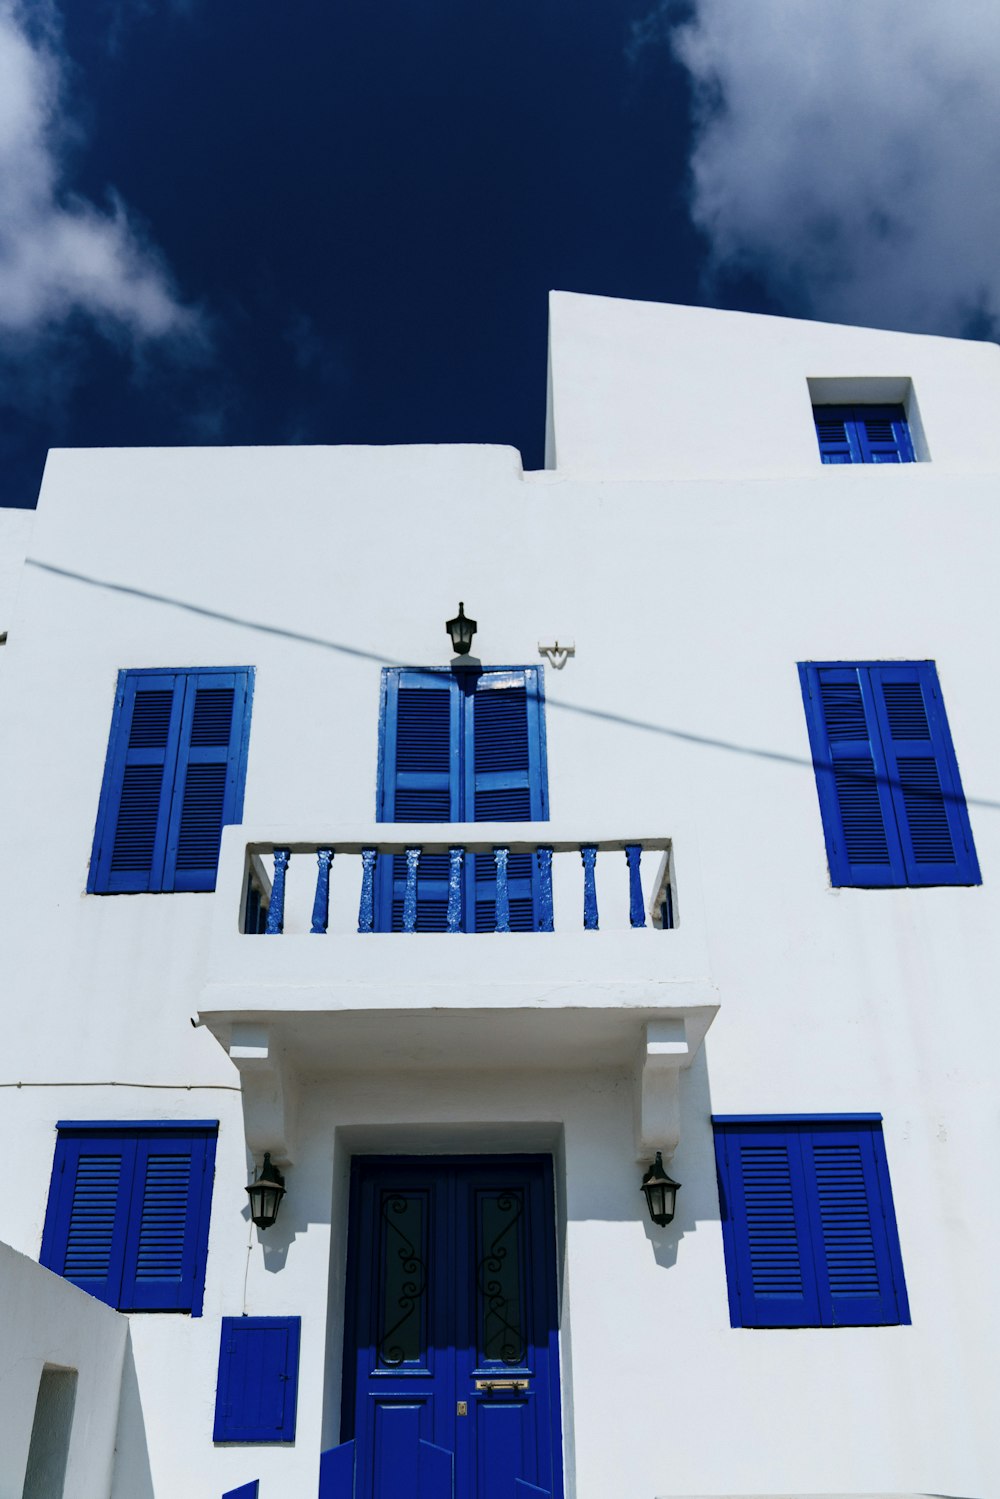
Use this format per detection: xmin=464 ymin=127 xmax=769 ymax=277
xmin=109 ymin=1334 xmax=154 ymax=1499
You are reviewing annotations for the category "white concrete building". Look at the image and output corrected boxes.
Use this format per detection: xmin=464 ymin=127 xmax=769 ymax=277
xmin=0 ymin=292 xmax=996 ymax=1499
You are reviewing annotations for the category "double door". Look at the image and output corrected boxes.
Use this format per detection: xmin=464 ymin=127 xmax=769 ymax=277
xmin=342 ymin=1157 xmax=564 ymax=1499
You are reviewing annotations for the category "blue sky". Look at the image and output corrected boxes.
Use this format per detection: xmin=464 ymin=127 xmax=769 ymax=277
xmin=2 ymin=0 xmax=997 ymax=507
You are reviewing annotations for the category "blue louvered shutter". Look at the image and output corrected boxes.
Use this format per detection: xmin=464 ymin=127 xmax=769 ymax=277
xmin=90 ymin=673 xmax=186 ymax=892
xmin=466 ymin=669 xmax=546 ymax=932
xmin=799 ymin=1125 xmax=906 ymax=1326
xmin=867 ymin=663 xmax=979 ymax=886
xmin=378 ymin=670 xmax=461 ymax=931
xmin=90 ymin=668 xmax=252 ymax=894
xmin=164 ymin=671 xmax=253 ymax=892
xmin=214 ymin=1317 xmax=301 ymax=1442
xmin=799 ymin=664 xmax=905 ymax=886
xmin=40 ymin=1133 xmax=137 ymax=1308
xmin=714 ymin=1125 xmax=820 ymax=1328
xmin=118 ymin=1132 xmax=216 ymax=1312
xmin=814 ymin=405 xmax=914 ymax=464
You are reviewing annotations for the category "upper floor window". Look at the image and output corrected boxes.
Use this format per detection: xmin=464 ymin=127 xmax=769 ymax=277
xmin=376 ymin=666 xmax=547 ymax=930
xmin=88 ymin=667 xmax=254 ymax=894
xmin=713 ymin=1115 xmax=910 ymax=1328
xmin=813 ymin=404 xmax=915 ymax=464
xmin=798 ymin=660 xmax=979 ymax=887
xmin=40 ymin=1122 xmax=217 ymax=1313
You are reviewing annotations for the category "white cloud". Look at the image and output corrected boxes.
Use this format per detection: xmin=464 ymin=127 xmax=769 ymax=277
xmin=653 ymin=0 xmax=1000 ymax=336
xmin=0 ymin=1 xmax=197 ymax=342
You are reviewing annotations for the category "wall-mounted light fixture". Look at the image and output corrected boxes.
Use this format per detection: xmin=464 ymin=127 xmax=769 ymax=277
xmin=446 ymin=602 xmax=477 ymax=656
xmin=246 ymin=1152 xmax=286 ymax=1231
xmin=640 ymin=1151 xmax=680 ymax=1227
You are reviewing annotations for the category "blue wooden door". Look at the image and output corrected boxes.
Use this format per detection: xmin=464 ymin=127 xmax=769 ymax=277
xmin=342 ymin=1157 xmax=564 ymax=1499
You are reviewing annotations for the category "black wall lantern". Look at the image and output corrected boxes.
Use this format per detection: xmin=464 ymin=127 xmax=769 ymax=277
xmin=246 ymin=1152 xmax=286 ymax=1231
xmin=640 ymin=1151 xmax=680 ymax=1227
xmin=446 ymin=602 xmax=477 ymax=656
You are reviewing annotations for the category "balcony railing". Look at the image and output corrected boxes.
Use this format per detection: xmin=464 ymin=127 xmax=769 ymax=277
xmin=240 ymin=828 xmax=674 ymax=937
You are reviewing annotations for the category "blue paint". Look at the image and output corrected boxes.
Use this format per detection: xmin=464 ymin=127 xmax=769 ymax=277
xmin=798 ymin=660 xmax=980 ymax=887
xmin=342 ymin=1156 xmax=564 ymax=1499
xmin=813 ymin=404 xmax=915 ymax=464
xmin=89 ymin=666 xmax=254 ymax=894
xmin=714 ymin=1117 xmax=910 ymax=1328
xmin=358 ymin=848 xmax=377 ymax=932
xmin=311 ymin=848 xmax=333 ymax=933
xmin=447 ymin=847 xmax=464 ymax=932
xmin=581 ymin=846 xmax=598 ymax=930
xmin=624 ymin=844 xmax=644 ymax=928
xmin=319 ymin=1441 xmax=356 ymax=1499
xmin=214 ymin=1317 xmax=301 ymax=1442
xmin=537 ymin=847 xmax=554 ymax=932
xmin=41 ymin=1124 xmax=216 ymax=1314
xmin=222 ymin=1483 xmax=259 ymax=1499
xmin=403 ymin=847 xmax=421 ymax=932
xmin=265 ymin=849 xmax=289 ymax=934
xmin=375 ymin=667 xmax=548 ymax=933
xmin=494 ymin=846 xmax=510 ymax=932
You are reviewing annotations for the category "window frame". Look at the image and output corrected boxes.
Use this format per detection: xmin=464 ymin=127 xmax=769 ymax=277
xmin=88 ymin=666 xmax=254 ymax=895
xmin=713 ymin=1114 xmax=910 ymax=1329
xmin=40 ymin=1121 xmax=218 ymax=1314
xmin=798 ymin=659 xmax=980 ymax=888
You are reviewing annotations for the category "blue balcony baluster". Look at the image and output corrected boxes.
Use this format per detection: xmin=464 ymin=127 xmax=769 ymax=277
xmin=625 ymin=844 xmax=645 ymax=928
xmin=403 ymin=848 xmax=421 ymax=932
xmin=537 ymin=846 xmax=554 ymax=932
xmin=447 ymin=847 xmax=464 ymax=933
xmin=265 ymin=849 xmax=290 ymax=935
xmin=494 ymin=847 xmax=510 ymax=932
xmin=311 ymin=848 xmax=333 ymax=933
xmin=358 ymin=848 xmax=377 ymax=933
xmin=581 ymin=845 xmax=599 ymax=930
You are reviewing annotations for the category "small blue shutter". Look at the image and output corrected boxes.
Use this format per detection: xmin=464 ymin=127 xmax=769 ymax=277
xmin=40 ymin=1134 xmax=137 ymax=1308
xmin=467 ymin=669 xmax=546 ymax=932
xmin=40 ymin=1125 xmax=217 ymax=1313
xmin=813 ymin=405 xmax=914 ymax=464
xmin=714 ymin=1118 xmax=910 ymax=1328
xmin=90 ymin=668 xmax=253 ymax=894
xmin=799 ymin=662 xmax=979 ymax=888
xmin=214 ymin=1317 xmax=301 ymax=1442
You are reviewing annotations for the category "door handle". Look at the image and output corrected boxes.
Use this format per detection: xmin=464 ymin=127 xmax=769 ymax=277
xmin=474 ymin=1378 xmax=530 ymax=1393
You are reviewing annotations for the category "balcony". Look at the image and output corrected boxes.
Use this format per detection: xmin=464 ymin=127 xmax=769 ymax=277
xmin=197 ymin=822 xmax=718 ymax=1160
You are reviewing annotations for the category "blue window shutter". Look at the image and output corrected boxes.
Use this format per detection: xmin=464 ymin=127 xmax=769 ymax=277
xmin=214 ymin=1317 xmax=301 ymax=1442
xmin=714 ymin=1118 xmax=909 ymax=1328
xmin=799 ymin=663 xmax=906 ymax=886
xmin=867 ymin=663 xmax=980 ymax=886
xmin=40 ymin=1134 xmax=137 ymax=1309
xmin=714 ymin=1125 xmax=820 ymax=1328
xmin=41 ymin=1124 xmax=217 ymax=1313
xmin=813 ymin=404 xmax=914 ymax=464
xmin=90 ymin=668 xmax=253 ymax=894
xmin=466 ymin=669 xmax=547 ymax=932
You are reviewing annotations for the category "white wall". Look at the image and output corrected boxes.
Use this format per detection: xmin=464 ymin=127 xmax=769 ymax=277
xmin=0 ymin=298 xmax=997 ymax=1497
xmin=0 ymin=1241 xmax=126 ymax=1499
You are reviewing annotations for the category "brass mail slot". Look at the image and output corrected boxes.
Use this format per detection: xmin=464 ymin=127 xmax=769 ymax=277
xmin=474 ymin=1378 xmax=529 ymax=1393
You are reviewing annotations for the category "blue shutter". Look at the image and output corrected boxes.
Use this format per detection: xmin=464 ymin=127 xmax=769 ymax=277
xmin=799 ymin=662 xmax=979 ymax=888
xmin=214 ymin=1317 xmax=301 ymax=1443
xmin=41 ymin=1124 xmax=217 ymax=1313
xmin=713 ymin=1125 xmax=820 ymax=1328
xmin=867 ymin=663 xmax=980 ymax=886
xmin=118 ymin=1132 xmax=216 ymax=1313
xmin=813 ymin=405 xmax=914 ymax=464
xmin=40 ymin=1133 xmax=137 ymax=1308
xmin=467 ymin=669 xmax=546 ymax=932
xmin=799 ymin=663 xmax=905 ymax=886
xmin=90 ymin=668 xmax=253 ymax=894
xmin=714 ymin=1117 xmax=910 ymax=1328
